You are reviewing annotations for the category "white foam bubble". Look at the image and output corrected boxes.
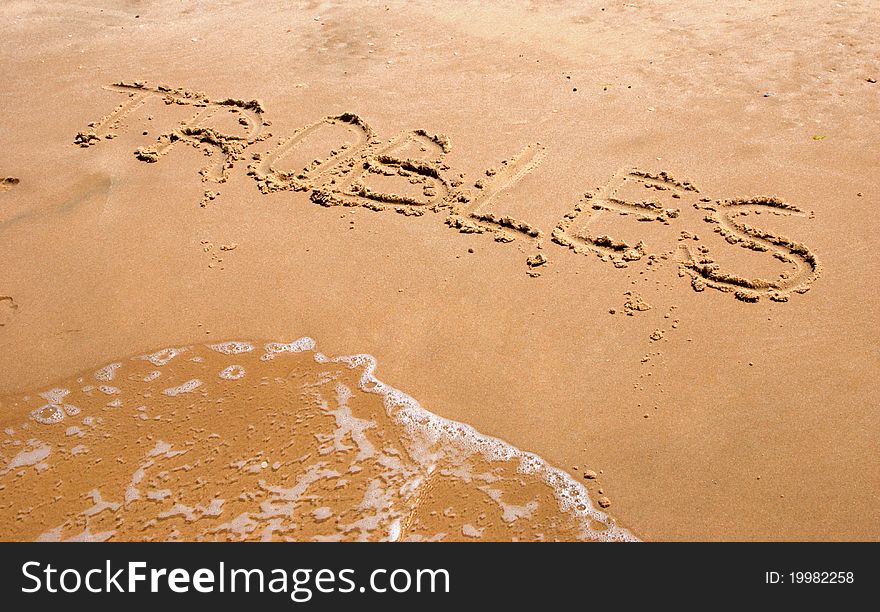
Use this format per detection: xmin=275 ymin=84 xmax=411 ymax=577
xmin=261 ymin=337 xmax=316 ymax=360
xmin=148 ymin=440 xmax=173 ymax=457
xmin=30 ymin=404 xmax=64 ymax=425
xmin=219 ymin=365 xmax=246 ymax=380
xmin=30 ymin=400 xmax=80 ymax=425
xmin=316 ymin=386 xmax=376 ymax=464
xmin=94 ymin=362 xmax=121 ymax=381
xmin=39 ymin=388 xmax=70 ymax=404
xmin=482 ymin=487 xmax=538 ymax=523
xmin=5 ymin=443 xmax=50 ymax=471
xmin=313 ymin=507 xmax=333 ymax=522
xmin=82 ymin=489 xmax=121 ymax=517
xmin=204 ymin=499 xmax=224 ymax=517
xmin=35 ymin=527 xmax=62 ymax=542
xmin=462 ymin=523 xmax=484 ymax=538
xmin=387 ymin=518 xmax=402 ymax=541
xmin=62 ymin=527 xmax=115 ymax=542
xmin=98 ymin=385 xmax=120 ymax=395
xmin=162 ymin=379 xmax=203 ymax=396
xmin=209 ymin=341 xmax=254 ymax=355
xmin=138 ymin=347 xmax=187 ymax=366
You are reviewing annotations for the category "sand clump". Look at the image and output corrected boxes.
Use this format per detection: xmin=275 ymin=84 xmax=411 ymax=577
xmin=623 ymin=291 xmax=652 ymax=316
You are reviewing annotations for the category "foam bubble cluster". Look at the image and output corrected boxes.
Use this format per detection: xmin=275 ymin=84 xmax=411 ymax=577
xmin=39 ymin=388 xmax=70 ymax=404
xmin=218 ymin=365 xmax=245 ymax=380
xmin=138 ymin=347 xmax=187 ymax=367
xmin=261 ymin=338 xmax=316 ymax=360
xmin=94 ymin=363 xmax=122 ymax=382
xmin=209 ymin=342 xmax=254 ymax=355
xmin=29 ymin=404 xmax=65 ymax=425
xmin=29 ymin=388 xmax=81 ymax=425
xmin=162 ymin=379 xmax=203 ymax=396
xmin=29 ymin=402 xmax=80 ymax=425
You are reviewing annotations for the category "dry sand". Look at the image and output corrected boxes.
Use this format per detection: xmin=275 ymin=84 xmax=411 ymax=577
xmin=0 ymin=0 xmax=878 ymax=540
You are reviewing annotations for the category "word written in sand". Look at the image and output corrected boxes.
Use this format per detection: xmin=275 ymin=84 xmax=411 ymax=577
xmin=75 ymin=81 xmax=820 ymax=303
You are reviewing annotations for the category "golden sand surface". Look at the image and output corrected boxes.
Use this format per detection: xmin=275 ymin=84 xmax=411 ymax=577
xmin=0 ymin=0 xmax=878 ymax=540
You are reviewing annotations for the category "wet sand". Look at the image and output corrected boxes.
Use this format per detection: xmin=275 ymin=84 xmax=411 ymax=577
xmin=0 ymin=340 xmax=633 ymax=541
xmin=0 ymin=0 xmax=878 ymax=540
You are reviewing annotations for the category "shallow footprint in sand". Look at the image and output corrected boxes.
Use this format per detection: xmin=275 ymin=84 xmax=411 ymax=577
xmin=0 ymin=297 xmax=18 ymax=327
